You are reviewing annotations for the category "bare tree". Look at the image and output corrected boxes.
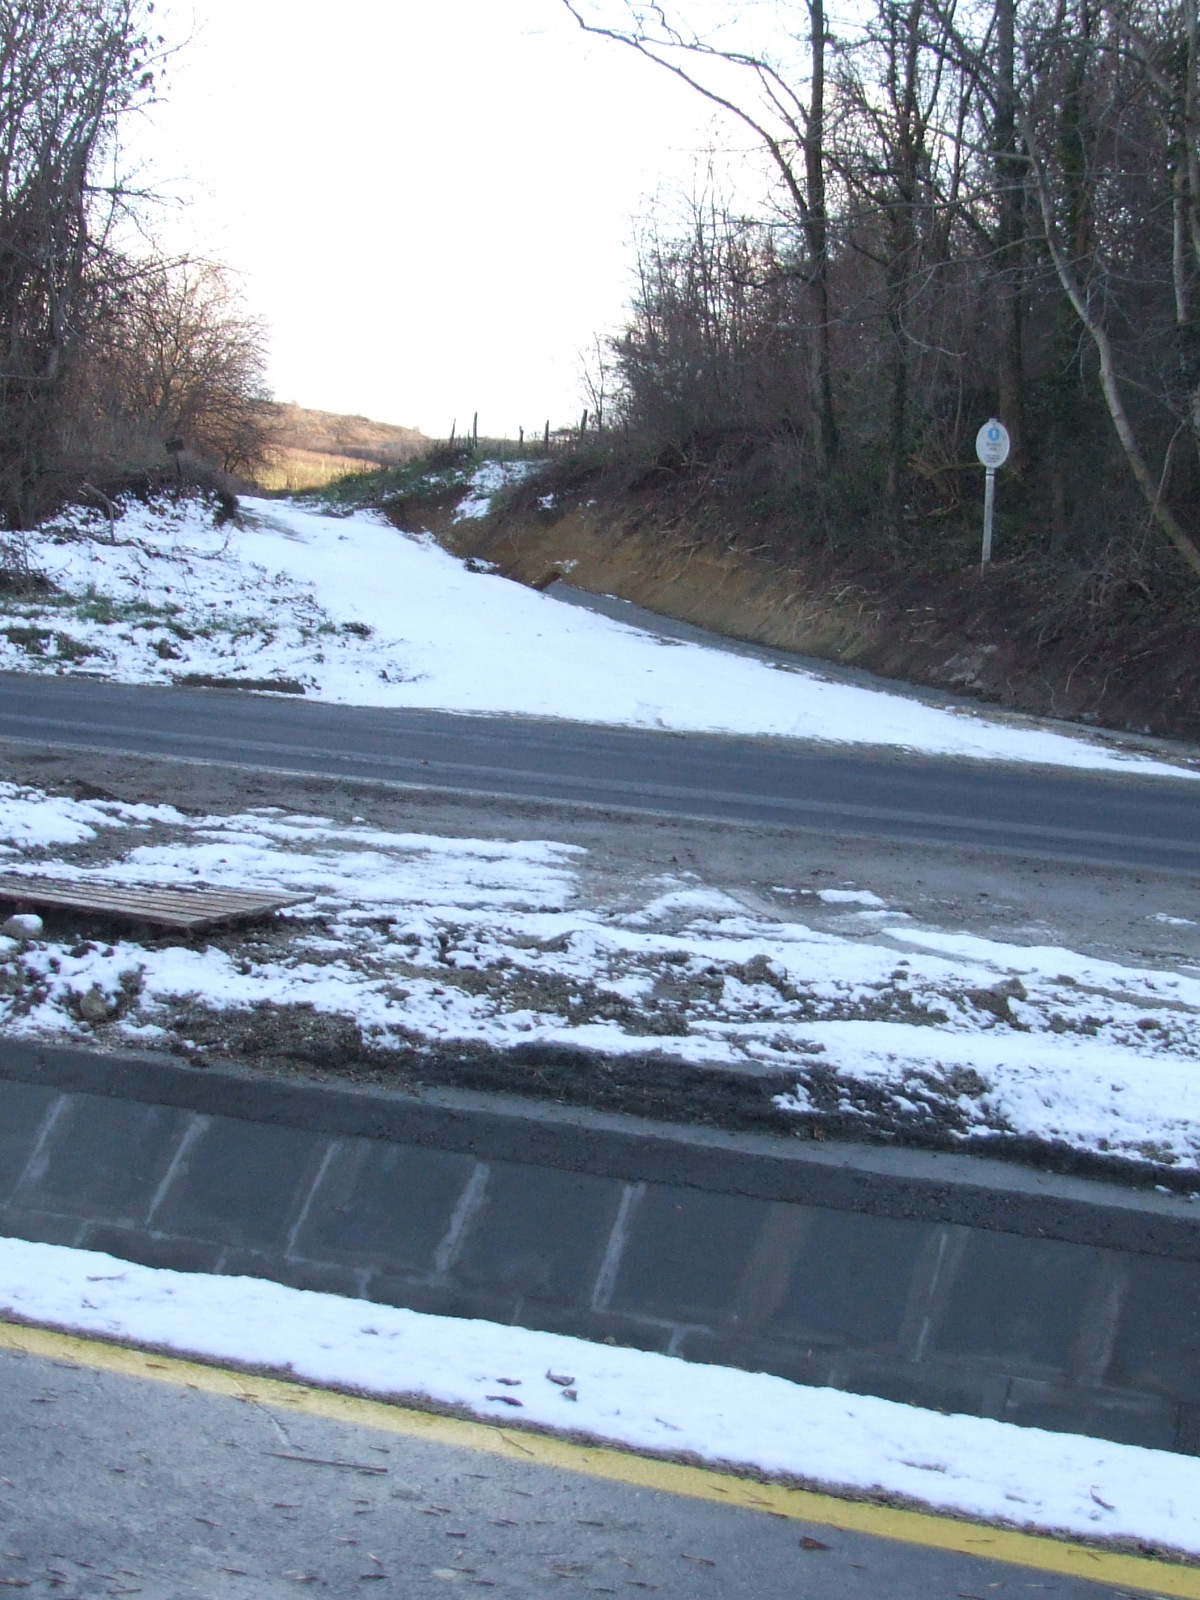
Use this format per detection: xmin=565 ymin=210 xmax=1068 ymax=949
xmin=831 ymin=0 xmax=972 ymax=531
xmin=613 ymin=188 xmax=822 ymax=462
xmin=561 ymin=0 xmax=840 ymax=469
xmin=578 ymin=0 xmax=1200 ymax=581
xmin=579 ymin=332 xmax=615 ymax=431
xmin=89 ymin=260 xmax=272 ymax=475
xmin=932 ymin=0 xmax=1200 ymax=574
xmin=991 ymin=0 xmax=1027 ymax=466
xmin=0 ymin=0 xmax=158 ymax=527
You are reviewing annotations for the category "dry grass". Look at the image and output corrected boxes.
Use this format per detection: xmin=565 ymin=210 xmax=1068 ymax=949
xmin=252 ymin=448 xmax=385 ymax=493
xmin=266 ymin=404 xmax=426 ymax=462
xmin=252 ymin=404 xmax=430 ymax=492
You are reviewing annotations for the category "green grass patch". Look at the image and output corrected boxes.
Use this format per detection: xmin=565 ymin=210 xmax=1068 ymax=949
xmin=282 ymin=440 xmax=545 ymax=512
xmin=72 ymin=587 xmax=183 ymax=627
xmin=3 ymin=624 xmax=50 ymax=655
xmin=53 ymin=632 xmax=93 ymax=662
xmin=0 ymin=590 xmax=75 ymax=616
xmin=292 ymin=458 xmax=470 ymax=510
xmin=313 ymin=619 xmax=372 ymax=638
xmin=3 ymin=624 xmax=94 ymax=661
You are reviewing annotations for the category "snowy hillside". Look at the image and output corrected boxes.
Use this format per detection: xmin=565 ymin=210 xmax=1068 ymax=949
xmin=0 ymin=480 xmax=1192 ymax=776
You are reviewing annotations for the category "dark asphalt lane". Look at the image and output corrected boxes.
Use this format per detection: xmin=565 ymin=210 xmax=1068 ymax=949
xmin=3 ymin=672 xmax=1199 ymax=872
xmin=0 ymin=1346 xmax=1142 ymax=1600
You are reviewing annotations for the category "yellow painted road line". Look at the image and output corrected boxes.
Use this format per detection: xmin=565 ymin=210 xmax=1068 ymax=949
xmin=2 ymin=1318 xmax=1196 ymax=1598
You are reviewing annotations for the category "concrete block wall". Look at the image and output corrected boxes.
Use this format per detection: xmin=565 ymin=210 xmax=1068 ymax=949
xmin=1 ymin=1048 xmax=1197 ymax=1456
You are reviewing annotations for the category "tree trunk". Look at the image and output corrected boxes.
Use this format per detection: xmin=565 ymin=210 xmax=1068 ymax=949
xmin=805 ymin=0 xmax=839 ymax=471
xmin=1021 ymin=103 xmax=1200 ymax=577
xmin=994 ymin=0 xmax=1025 ymax=467
xmin=885 ymin=287 xmax=909 ymax=538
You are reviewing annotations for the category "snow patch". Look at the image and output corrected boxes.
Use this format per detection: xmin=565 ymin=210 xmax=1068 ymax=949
xmin=3 ymin=787 xmax=1200 ymax=1170
xmin=2 ymin=1236 xmax=1199 ymax=1559
xmin=818 ymin=888 xmax=888 ymax=908
xmin=453 ymin=459 xmax=539 ymax=520
xmin=2 ymin=491 xmax=1193 ymax=774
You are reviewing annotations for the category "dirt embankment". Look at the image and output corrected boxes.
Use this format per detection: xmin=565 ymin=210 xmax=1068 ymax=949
xmin=383 ymin=458 xmax=1200 ymax=744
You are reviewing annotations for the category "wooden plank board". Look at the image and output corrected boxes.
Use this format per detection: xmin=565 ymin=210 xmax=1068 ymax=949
xmin=0 ymin=874 xmax=312 ymax=931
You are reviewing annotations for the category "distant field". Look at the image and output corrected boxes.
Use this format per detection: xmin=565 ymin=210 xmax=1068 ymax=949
xmin=254 ymin=447 xmax=386 ymax=492
xmin=252 ymin=402 xmax=429 ymax=491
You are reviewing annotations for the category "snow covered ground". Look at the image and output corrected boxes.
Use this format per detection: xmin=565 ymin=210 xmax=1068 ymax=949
xmin=7 ymin=482 xmax=1200 ymax=1569
xmin=0 ymin=480 xmax=1193 ymax=774
xmin=4 ymin=781 xmax=1200 ymax=1173
xmin=2 ymin=1234 xmax=1199 ymax=1560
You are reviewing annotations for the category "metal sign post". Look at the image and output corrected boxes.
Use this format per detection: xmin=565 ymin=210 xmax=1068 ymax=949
xmin=982 ymin=466 xmax=997 ymax=563
xmin=975 ymin=418 xmax=1010 ymax=569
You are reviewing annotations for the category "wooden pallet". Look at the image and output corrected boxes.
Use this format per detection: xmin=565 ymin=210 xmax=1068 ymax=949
xmin=0 ymin=874 xmax=312 ymax=932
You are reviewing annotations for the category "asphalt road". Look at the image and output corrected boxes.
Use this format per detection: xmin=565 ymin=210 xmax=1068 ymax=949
xmin=2 ymin=673 xmax=1200 ymax=872
xmin=0 ymin=1345 xmax=1135 ymax=1600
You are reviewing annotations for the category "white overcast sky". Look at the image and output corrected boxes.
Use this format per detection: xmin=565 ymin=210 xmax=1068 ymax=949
xmin=134 ymin=0 xmax=750 ymax=437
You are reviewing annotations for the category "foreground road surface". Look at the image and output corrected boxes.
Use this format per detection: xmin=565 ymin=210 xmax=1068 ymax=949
xmin=2 ymin=674 xmax=1200 ymax=873
xmin=0 ymin=1340 xmax=1162 ymax=1600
